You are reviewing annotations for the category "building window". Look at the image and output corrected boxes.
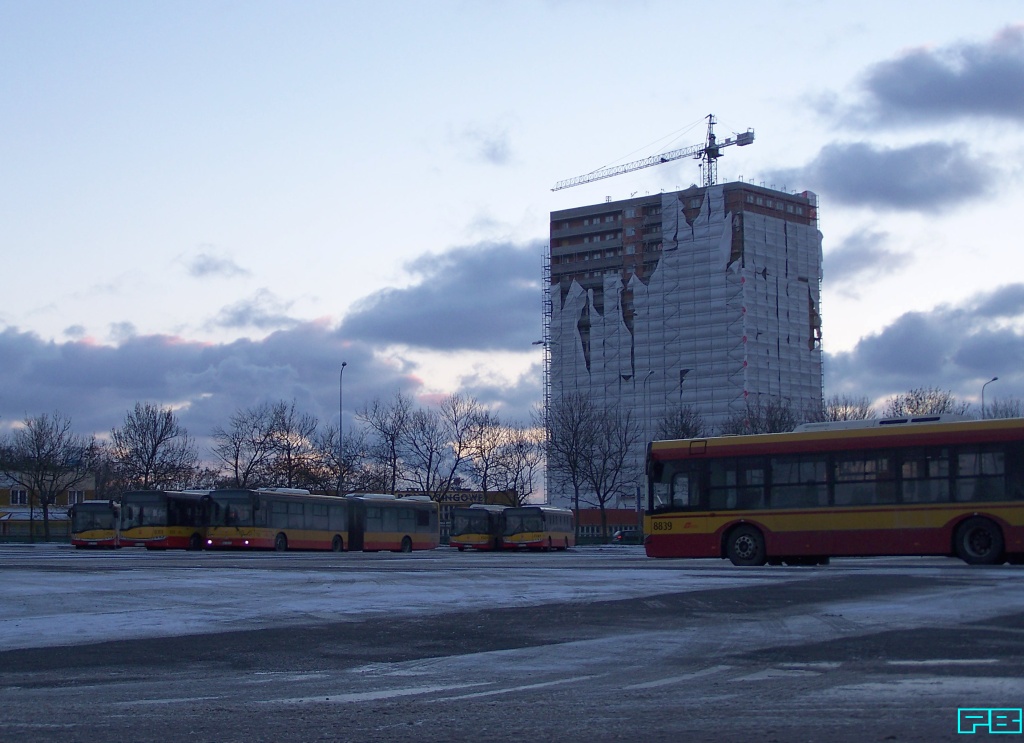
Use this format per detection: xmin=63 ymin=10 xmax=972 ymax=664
xmin=756 ymin=197 xmax=763 ymax=205
xmin=68 ymin=490 xmax=85 ymax=504
xmin=11 ymin=489 xmax=28 ymax=506
xmin=626 ymin=227 xmax=635 ymax=236
xmin=626 ymin=245 xmax=636 ymax=255
xmin=604 ymin=215 xmax=614 ymax=223
xmin=625 ymin=208 xmax=636 ymax=218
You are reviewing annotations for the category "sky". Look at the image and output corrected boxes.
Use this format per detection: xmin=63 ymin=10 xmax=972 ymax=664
xmin=2 ymin=1 xmax=1024 ymax=447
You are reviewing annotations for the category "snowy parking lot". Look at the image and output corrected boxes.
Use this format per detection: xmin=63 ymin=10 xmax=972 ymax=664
xmin=2 ymin=545 xmax=1024 ymax=742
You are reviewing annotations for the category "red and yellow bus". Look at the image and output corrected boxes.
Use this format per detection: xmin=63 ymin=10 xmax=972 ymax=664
xmin=502 ymin=505 xmax=575 ymax=551
xmin=348 ymin=494 xmax=439 ymax=552
xmin=119 ymin=490 xmax=208 ymax=550
xmin=450 ymin=504 xmax=507 ymax=551
xmin=69 ymin=499 xmax=120 ymax=548
xmin=203 ymin=489 xmax=439 ymax=553
xmin=644 ymin=416 xmax=1024 ymax=565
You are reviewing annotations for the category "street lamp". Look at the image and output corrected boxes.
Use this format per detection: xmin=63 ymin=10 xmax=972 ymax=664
xmin=982 ymin=376 xmax=998 ymax=419
xmin=339 ymin=362 xmax=347 ymax=495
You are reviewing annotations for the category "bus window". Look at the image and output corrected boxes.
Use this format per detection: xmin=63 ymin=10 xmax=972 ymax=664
xmin=709 ymin=458 xmax=765 ymax=510
xmin=901 ymin=448 xmax=950 ymax=503
xmin=771 ymin=455 xmax=827 ymax=509
xmin=956 ymin=447 xmax=1005 ymax=502
xmin=835 ymin=452 xmax=896 ymax=506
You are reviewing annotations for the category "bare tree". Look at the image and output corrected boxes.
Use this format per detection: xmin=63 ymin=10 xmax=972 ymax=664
xmin=358 ymin=391 xmax=414 ymax=493
xmin=818 ymin=394 xmax=875 ymax=421
xmin=266 ymin=400 xmax=318 ymax=488
xmin=312 ymin=424 xmax=372 ymax=494
xmin=490 ymin=423 xmax=544 ymax=506
xmin=0 ymin=412 xmax=96 ymax=541
xmin=656 ymin=406 xmax=710 ymax=440
xmin=110 ymin=402 xmax=198 ymax=490
xmin=720 ymin=396 xmax=800 ymax=435
xmin=583 ymin=405 xmax=641 ymax=542
xmin=211 ymin=402 xmax=278 ymax=487
xmin=465 ymin=410 xmax=506 ymax=492
xmin=401 ymin=394 xmax=484 ymax=501
xmin=545 ymin=392 xmax=600 ymax=538
xmin=985 ymin=398 xmax=1024 ymax=419
xmin=882 ymin=387 xmax=970 ymax=417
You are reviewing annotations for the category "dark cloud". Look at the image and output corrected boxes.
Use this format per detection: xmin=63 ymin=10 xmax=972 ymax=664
xmin=855 ymin=25 xmax=1024 ymax=125
xmin=824 ymin=230 xmax=911 ymax=286
xmin=772 ymin=141 xmax=988 ymax=212
xmin=826 ymin=283 xmax=1024 ymax=408
xmin=0 ymin=324 xmax=421 ymax=447
xmin=186 ymin=252 xmax=250 ymax=279
xmin=460 ymin=125 xmax=513 ymax=165
xmin=341 ymin=240 xmax=542 ymax=352
xmin=208 ymin=289 xmax=299 ymax=331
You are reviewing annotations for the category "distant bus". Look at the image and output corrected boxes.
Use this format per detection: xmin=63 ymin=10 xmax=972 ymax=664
xmin=450 ymin=504 xmax=507 ymax=551
xmin=119 ymin=490 xmax=208 ymax=550
xmin=644 ymin=416 xmax=1024 ymax=565
xmin=202 ymin=490 xmax=439 ymax=553
xmin=204 ymin=488 xmax=348 ymax=551
xmin=502 ymin=505 xmax=575 ymax=551
xmin=69 ymin=499 xmax=120 ymax=549
xmin=347 ymin=494 xmax=439 ymax=552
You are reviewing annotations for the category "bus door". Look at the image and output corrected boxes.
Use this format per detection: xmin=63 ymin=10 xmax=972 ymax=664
xmin=347 ymin=498 xmax=365 ymax=551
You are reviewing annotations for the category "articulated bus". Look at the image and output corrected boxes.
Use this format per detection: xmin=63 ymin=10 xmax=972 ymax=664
xmin=644 ymin=416 xmax=1024 ymax=565
xmin=203 ymin=490 xmax=439 ymax=553
xmin=119 ymin=490 xmax=208 ymax=550
xmin=502 ymin=505 xmax=575 ymax=551
xmin=449 ymin=504 xmax=508 ymax=551
xmin=347 ymin=494 xmax=439 ymax=552
xmin=204 ymin=488 xmax=347 ymax=551
xmin=69 ymin=499 xmax=120 ymax=548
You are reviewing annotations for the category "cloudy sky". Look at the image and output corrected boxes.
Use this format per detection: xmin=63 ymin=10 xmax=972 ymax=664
xmin=2 ymin=1 xmax=1023 ymax=446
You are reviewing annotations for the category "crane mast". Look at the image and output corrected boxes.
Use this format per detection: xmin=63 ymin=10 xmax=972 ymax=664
xmin=552 ymin=114 xmax=754 ymax=192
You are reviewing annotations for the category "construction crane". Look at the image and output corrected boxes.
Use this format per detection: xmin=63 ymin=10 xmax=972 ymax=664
xmin=551 ymin=114 xmax=754 ymax=192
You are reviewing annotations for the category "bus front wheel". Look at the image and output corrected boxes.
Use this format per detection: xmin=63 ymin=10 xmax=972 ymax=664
xmin=726 ymin=525 xmax=766 ymax=567
xmin=400 ymin=536 xmax=412 ymax=553
xmin=331 ymin=535 xmax=344 ymax=552
xmin=274 ymin=533 xmax=288 ymax=552
xmin=955 ymin=517 xmax=1004 ymax=565
xmin=188 ymin=533 xmax=202 ymax=551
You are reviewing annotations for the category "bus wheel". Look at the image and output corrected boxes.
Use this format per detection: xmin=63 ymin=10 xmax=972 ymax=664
xmin=400 ymin=536 xmax=412 ymax=553
xmin=955 ymin=517 xmax=1004 ymax=565
xmin=188 ymin=533 xmax=202 ymax=551
xmin=274 ymin=533 xmax=288 ymax=552
xmin=725 ymin=525 xmax=766 ymax=567
xmin=331 ymin=535 xmax=344 ymax=552
xmin=457 ymin=545 xmax=465 ymax=552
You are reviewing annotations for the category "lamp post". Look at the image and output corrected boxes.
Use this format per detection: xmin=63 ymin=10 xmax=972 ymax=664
xmin=339 ymin=362 xmax=347 ymax=495
xmin=982 ymin=376 xmax=998 ymax=420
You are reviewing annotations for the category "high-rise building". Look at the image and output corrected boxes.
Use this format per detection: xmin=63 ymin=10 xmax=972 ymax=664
xmin=545 ymin=182 xmax=823 ymax=509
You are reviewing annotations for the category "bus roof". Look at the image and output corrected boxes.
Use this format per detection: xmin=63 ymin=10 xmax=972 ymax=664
xmin=649 ymin=417 xmax=1024 ymax=461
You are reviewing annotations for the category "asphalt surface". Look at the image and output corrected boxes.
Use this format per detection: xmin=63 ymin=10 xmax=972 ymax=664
xmin=1 ymin=546 xmax=1023 ymax=742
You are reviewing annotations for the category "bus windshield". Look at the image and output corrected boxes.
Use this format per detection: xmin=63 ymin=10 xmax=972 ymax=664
xmin=504 ymin=512 xmax=543 ymax=535
xmin=451 ymin=510 xmax=489 ymax=536
xmin=121 ymin=494 xmax=166 ymax=529
xmin=71 ymin=505 xmax=116 ymax=532
xmin=206 ymin=494 xmax=254 ymax=527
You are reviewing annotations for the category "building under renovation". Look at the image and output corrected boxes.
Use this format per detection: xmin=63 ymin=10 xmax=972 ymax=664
xmin=545 ymin=181 xmax=823 ymax=509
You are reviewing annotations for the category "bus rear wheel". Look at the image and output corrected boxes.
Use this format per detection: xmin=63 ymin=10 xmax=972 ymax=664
xmin=188 ymin=533 xmax=202 ymax=551
xmin=400 ymin=536 xmax=412 ymax=553
xmin=726 ymin=525 xmax=766 ymax=567
xmin=274 ymin=533 xmax=288 ymax=552
xmin=331 ymin=535 xmax=344 ymax=552
xmin=955 ymin=517 xmax=1004 ymax=565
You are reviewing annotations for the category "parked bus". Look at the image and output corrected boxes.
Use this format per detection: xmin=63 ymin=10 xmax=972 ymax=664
xmin=347 ymin=494 xmax=439 ymax=552
xmin=69 ymin=499 xmax=120 ymax=549
xmin=450 ymin=504 xmax=507 ymax=551
xmin=203 ymin=490 xmax=439 ymax=553
xmin=502 ymin=505 xmax=575 ymax=551
xmin=644 ymin=416 xmax=1024 ymax=565
xmin=204 ymin=488 xmax=348 ymax=551
xmin=119 ymin=490 xmax=208 ymax=550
